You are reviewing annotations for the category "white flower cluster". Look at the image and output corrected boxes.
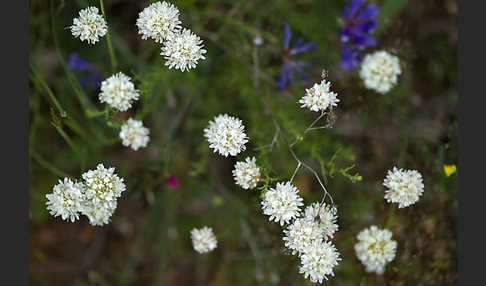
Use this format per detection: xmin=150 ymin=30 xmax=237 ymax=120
xmin=137 ymin=1 xmax=206 ymax=72
xmin=119 ymin=118 xmax=150 ymax=151
xmin=383 ymin=167 xmax=424 ymax=208
xmin=232 ymin=157 xmax=261 ymax=190
xmin=261 ymin=181 xmax=304 ymax=226
xmin=45 ymin=164 xmax=126 ymax=226
xmin=259 ymin=180 xmax=341 ymax=283
xmin=204 ymin=114 xmax=248 ymax=157
xmin=70 ymin=7 xmax=107 ymax=44
xmin=299 ymin=78 xmax=339 ymax=112
xmin=46 ymin=178 xmax=85 ymax=223
xmin=359 ymin=50 xmax=402 ymax=94
xmin=136 ymin=1 xmax=181 ymax=43
xmin=99 ymin=72 xmax=140 ymax=112
xmin=354 ymin=225 xmax=397 ymax=274
xmin=161 ymin=28 xmax=207 ymax=72
xmin=191 ymin=226 xmax=218 ymax=254
xmin=304 ymin=202 xmax=339 ymax=240
xmin=299 ymin=240 xmax=341 ymax=283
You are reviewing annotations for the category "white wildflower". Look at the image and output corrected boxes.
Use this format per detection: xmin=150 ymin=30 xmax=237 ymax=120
xmin=45 ymin=178 xmax=86 ymax=223
xmin=299 ymin=78 xmax=339 ymax=112
xmin=283 ymin=218 xmax=324 ymax=255
xmin=191 ymin=226 xmax=218 ymax=254
xmin=99 ymin=72 xmax=139 ymax=112
xmin=70 ymin=7 xmax=107 ymax=44
xmin=354 ymin=225 xmax=397 ymax=274
xmin=161 ymin=28 xmax=207 ymax=72
xmin=299 ymin=240 xmax=341 ymax=284
xmin=359 ymin=51 xmax=402 ymax=94
xmin=383 ymin=167 xmax=424 ymax=208
xmin=81 ymin=200 xmax=117 ymax=226
xmin=204 ymin=114 xmax=248 ymax=157
xmin=304 ymin=202 xmax=339 ymax=240
xmin=261 ymin=181 xmax=304 ymax=226
xmin=232 ymin=157 xmax=261 ymax=190
xmin=119 ymin=118 xmax=150 ymax=151
xmin=136 ymin=1 xmax=181 ymax=43
xmin=81 ymin=164 xmax=126 ymax=226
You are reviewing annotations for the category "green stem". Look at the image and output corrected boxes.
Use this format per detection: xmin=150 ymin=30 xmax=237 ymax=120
xmin=30 ymin=150 xmax=73 ymax=179
xmin=99 ymin=0 xmax=118 ymax=71
xmin=385 ymin=204 xmax=397 ymax=229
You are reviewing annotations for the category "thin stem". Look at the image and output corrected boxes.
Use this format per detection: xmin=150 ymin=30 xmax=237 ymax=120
xmin=290 ymin=163 xmax=301 ymax=182
xmin=99 ymin=0 xmax=118 ymax=72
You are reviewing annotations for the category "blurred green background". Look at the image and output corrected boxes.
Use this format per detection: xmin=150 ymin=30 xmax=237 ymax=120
xmin=29 ymin=0 xmax=457 ymax=285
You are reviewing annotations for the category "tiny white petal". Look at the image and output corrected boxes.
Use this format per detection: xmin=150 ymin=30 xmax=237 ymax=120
xmin=160 ymin=28 xmax=207 ymax=72
xmin=136 ymin=1 xmax=181 ymax=43
xmin=232 ymin=157 xmax=261 ymax=190
xmin=299 ymin=78 xmax=339 ymax=112
xmin=261 ymin=181 xmax=303 ymax=226
xmin=299 ymin=240 xmax=341 ymax=283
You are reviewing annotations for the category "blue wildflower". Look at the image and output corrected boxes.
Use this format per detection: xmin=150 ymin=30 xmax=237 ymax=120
xmin=339 ymin=0 xmax=379 ymax=71
xmin=277 ymin=22 xmax=318 ymax=91
xmin=67 ymin=53 xmax=103 ymax=91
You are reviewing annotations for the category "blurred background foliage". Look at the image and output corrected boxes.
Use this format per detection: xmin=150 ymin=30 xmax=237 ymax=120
xmin=29 ymin=0 xmax=457 ymax=285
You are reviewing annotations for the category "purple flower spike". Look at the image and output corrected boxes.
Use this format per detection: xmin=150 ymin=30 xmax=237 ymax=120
xmin=340 ymin=0 xmax=379 ymax=71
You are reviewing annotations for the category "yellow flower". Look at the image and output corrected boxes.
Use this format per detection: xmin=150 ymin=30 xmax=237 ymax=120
xmin=443 ymin=164 xmax=457 ymax=177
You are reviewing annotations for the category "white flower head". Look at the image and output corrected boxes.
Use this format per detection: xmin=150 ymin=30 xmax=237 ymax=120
xmin=283 ymin=218 xmax=324 ymax=255
xmin=359 ymin=50 xmax=402 ymax=94
xmin=46 ymin=178 xmax=86 ymax=222
xmin=304 ymin=202 xmax=339 ymax=240
xmin=299 ymin=240 xmax=341 ymax=284
xmin=383 ymin=167 xmax=424 ymax=208
xmin=119 ymin=118 xmax=150 ymax=151
xmin=161 ymin=28 xmax=207 ymax=72
xmin=81 ymin=199 xmax=117 ymax=226
xmin=204 ymin=114 xmax=248 ymax=157
xmin=81 ymin=164 xmax=126 ymax=226
xmin=354 ymin=225 xmax=397 ymax=274
xmin=70 ymin=7 xmax=107 ymax=44
xmin=261 ymin=181 xmax=304 ymax=226
xmin=136 ymin=1 xmax=181 ymax=43
xmin=99 ymin=72 xmax=140 ymax=112
xmin=191 ymin=226 xmax=218 ymax=254
xmin=232 ymin=157 xmax=261 ymax=190
xmin=299 ymin=78 xmax=339 ymax=112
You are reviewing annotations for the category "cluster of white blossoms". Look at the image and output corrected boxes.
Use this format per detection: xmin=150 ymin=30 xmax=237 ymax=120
xmin=299 ymin=78 xmax=339 ymax=112
xmin=119 ymin=118 xmax=150 ymax=151
xmin=232 ymin=157 xmax=261 ymax=190
xmin=70 ymin=7 xmax=108 ymax=44
xmin=304 ymin=202 xmax=339 ymax=240
xmin=261 ymin=181 xmax=304 ymax=226
xmin=283 ymin=218 xmax=324 ymax=255
xmin=81 ymin=164 xmax=126 ymax=226
xmin=383 ymin=167 xmax=424 ymax=208
xmin=137 ymin=1 xmax=206 ymax=72
xmin=191 ymin=226 xmax=218 ymax=254
xmin=354 ymin=225 xmax=397 ymax=274
xmin=161 ymin=28 xmax=207 ymax=72
xmin=99 ymin=72 xmax=140 ymax=112
xmin=45 ymin=164 xmax=126 ymax=226
xmin=136 ymin=1 xmax=181 ymax=43
xmin=299 ymin=240 xmax=341 ymax=283
xmin=359 ymin=50 xmax=402 ymax=94
xmin=204 ymin=114 xmax=248 ymax=157
xmin=46 ymin=178 xmax=86 ymax=223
